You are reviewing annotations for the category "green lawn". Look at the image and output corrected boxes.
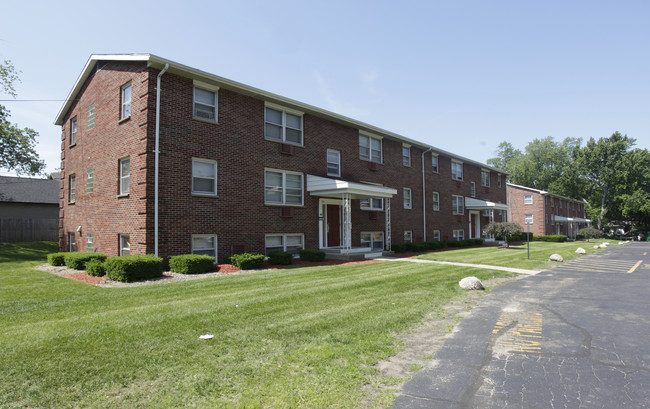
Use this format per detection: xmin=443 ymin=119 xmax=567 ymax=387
xmin=415 ymin=239 xmax=610 ymax=270
xmin=0 ymin=242 xmax=515 ymax=409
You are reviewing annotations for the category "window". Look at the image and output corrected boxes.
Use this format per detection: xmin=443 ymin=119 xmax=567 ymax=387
xmin=119 ymin=234 xmax=130 ymax=256
xmin=452 ymin=195 xmax=464 ymax=215
xmin=70 ymin=117 xmax=77 ymax=145
xmin=264 ymin=169 xmax=303 ymax=206
xmin=119 ymin=157 xmax=130 ymax=195
xmin=265 ymin=234 xmax=304 ymax=257
xmin=121 ymin=83 xmax=132 ymax=120
xmin=470 ymin=182 xmax=476 ymax=198
xmin=327 ymin=149 xmax=341 ymax=177
xmin=453 ymin=229 xmax=465 ymax=241
xmin=68 ymin=232 xmax=76 ymax=252
xmin=359 ymin=133 xmax=382 ymax=163
xmin=360 ymin=198 xmax=384 ymax=211
xmin=559 ymin=200 xmax=563 ymax=208
xmin=402 ymin=145 xmax=411 ymax=167
xmin=498 ymin=174 xmax=502 ymax=188
xmin=85 ymin=233 xmax=94 ymax=252
xmin=403 ymin=188 xmax=412 ymax=209
xmin=361 ymin=232 xmax=384 ymax=251
xmin=68 ymin=174 xmax=76 ymax=203
xmin=194 ymin=86 xmax=218 ymax=121
xmin=192 ymin=235 xmax=217 ymax=259
xmin=451 ymin=160 xmax=463 ymax=180
xmin=404 ymin=231 xmax=413 ymax=243
xmin=87 ymin=104 xmax=95 ymax=130
xmin=481 ymin=170 xmax=490 ymax=187
xmin=525 ymin=214 xmax=534 ymax=224
xmin=433 ymin=230 xmax=441 ymax=241
xmin=192 ymin=159 xmax=218 ymax=195
xmin=524 ymin=194 xmax=533 ymax=205
xmin=86 ymin=169 xmax=94 ymax=193
xmin=265 ymin=106 xmax=303 ymax=145
xmin=432 ymin=192 xmax=440 ymax=211
xmin=431 ymin=155 xmax=439 ymax=173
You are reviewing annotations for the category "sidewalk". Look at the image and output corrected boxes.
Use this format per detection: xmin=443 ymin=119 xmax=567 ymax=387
xmin=376 ymin=256 xmax=539 ymax=275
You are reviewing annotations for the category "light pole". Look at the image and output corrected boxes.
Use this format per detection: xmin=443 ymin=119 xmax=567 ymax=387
xmin=526 ymin=221 xmax=530 ymax=260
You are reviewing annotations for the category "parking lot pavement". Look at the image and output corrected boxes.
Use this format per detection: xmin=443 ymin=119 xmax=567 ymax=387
xmin=391 ymin=242 xmax=650 ymax=409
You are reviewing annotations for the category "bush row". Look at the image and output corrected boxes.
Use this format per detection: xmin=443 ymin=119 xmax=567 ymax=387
xmin=391 ymin=239 xmax=483 ymax=253
xmin=532 ymin=235 xmax=568 ymax=242
xmin=169 ymin=254 xmax=215 ymax=274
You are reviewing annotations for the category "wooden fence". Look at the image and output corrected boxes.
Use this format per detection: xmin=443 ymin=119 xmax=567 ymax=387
xmin=0 ymin=218 xmax=58 ymax=242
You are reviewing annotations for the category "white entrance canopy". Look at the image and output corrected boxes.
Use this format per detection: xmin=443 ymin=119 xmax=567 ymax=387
xmin=464 ymin=197 xmax=509 ymax=211
xmin=554 ymin=216 xmax=591 ymax=223
xmin=307 ymin=175 xmax=397 ymax=198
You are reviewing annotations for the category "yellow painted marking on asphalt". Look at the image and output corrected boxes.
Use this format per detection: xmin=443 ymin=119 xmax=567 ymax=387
xmin=644 ymin=252 xmax=647 ymax=256
xmin=493 ymin=312 xmax=543 ymax=354
xmin=627 ymin=260 xmax=643 ymax=274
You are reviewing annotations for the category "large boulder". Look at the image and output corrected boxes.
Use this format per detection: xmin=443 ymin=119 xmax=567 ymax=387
xmin=575 ymin=247 xmax=586 ymax=254
xmin=459 ymin=276 xmax=484 ymax=290
xmin=550 ymin=254 xmax=564 ymax=262
xmin=594 ymin=245 xmax=601 ymax=249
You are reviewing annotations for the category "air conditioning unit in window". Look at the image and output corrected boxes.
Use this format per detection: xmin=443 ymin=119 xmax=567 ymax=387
xmin=195 ymin=109 xmax=215 ymax=121
xmin=280 ymin=144 xmax=294 ymax=155
xmin=281 ymin=207 xmax=294 ymax=217
xmin=368 ymin=161 xmax=378 ymax=171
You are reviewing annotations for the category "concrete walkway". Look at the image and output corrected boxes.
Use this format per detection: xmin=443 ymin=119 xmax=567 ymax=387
xmin=375 ymin=257 xmax=539 ymax=275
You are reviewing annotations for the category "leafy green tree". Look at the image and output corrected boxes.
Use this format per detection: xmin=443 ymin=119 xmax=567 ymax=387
xmin=0 ymin=60 xmax=45 ymax=175
xmin=486 ymin=141 xmax=522 ymax=177
xmin=483 ymin=222 xmax=522 ymax=247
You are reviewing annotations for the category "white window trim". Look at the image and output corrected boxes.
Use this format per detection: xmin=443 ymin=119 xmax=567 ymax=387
xmin=432 ymin=192 xmax=440 ymax=211
xmin=193 ymin=82 xmax=219 ymax=123
xmin=119 ymin=234 xmax=130 ymax=256
xmin=404 ymin=230 xmax=413 ymax=243
xmin=524 ymin=194 xmax=533 ymax=205
xmin=69 ymin=232 xmax=76 ymax=252
xmin=360 ymin=197 xmax=384 ymax=211
xmin=264 ymin=168 xmax=304 ymax=206
xmin=264 ymin=233 xmax=305 ymax=257
xmin=68 ymin=174 xmax=76 ymax=203
xmin=359 ymin=132 xmax=383 ymax=163
xmin=86 ymin=168 xmax=93 ymax=194
xmin=497 ymin=173 xmax=502 ymax=188
xmin=120 ymin=83 xmax=132 ymax=120
xmin=481 ymin=169 xmax=491 ymax=187
xmin=433 ymin=230 xmax=441 ymax=241
xmin=361 ymin=231 xmax=384 ymax=250
xmin=192 ymin=158 xmax=218 ymax=196
xmin=525 ymin=214 xmax=534 ymax=224
xmin=453 ymin=229 xmax=465 ymax=241
xmin=452 ymin=195 xmax=464 ymax=215
xmin=70 ymin=117 xmax=77 ymax=146
xmin=87 ymin=104 xmax=95 ymax=130
xmin=451 ymin=160 xmax=464 ymax=181
xmin=470 ymin=181 xmax=476 ymax=198
xmin=402 ymin=144 xmax=411 ymax=167
xmin=85 ymin=233 xmax=94 ymax=253
xmin=403 ymin=187 xmax=412 ymax=209
xmin=119 ymin=157 xmax=130 ymax=196
xmin=327 ymin=149 xmax=341 ymax=177
xmin=264 ymin=103 xmax=304 ymax=146
xmin=431 ymin=154 xmax=439 ymax=173
xmin=191 ymin=234 xmax=218 ymax=261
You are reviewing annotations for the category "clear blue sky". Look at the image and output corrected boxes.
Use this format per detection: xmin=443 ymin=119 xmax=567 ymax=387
xmin=2 ymin=0 xmax=648 ymax=176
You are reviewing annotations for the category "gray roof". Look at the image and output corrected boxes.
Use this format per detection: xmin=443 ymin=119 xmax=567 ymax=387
xmin=0 ymin=175 xmax=60 ymax=204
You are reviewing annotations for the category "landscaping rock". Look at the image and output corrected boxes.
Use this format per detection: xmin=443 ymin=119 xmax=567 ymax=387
xmin=575 ymin=247 xmax=586 ymax=254
xmin=459 ymin=276 xmax=484 ymax=290
xmin=602 ymin=242 xmax=610 ymax=247
xmin=594 ymin=245 xmax=601 ymax=249
xmin=550 ymin=254 xmax=564 ymax=262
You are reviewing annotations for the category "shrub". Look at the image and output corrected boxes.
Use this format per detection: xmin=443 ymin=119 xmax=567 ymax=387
xmin=300 ymin=248 xmax=326 ymax=262
xmin=229 ymin=253 xmax=266 ymax=270
xmin=446 ymin=240 xmax=461 ymax=248
xmin=268 ymin=250 xmax=293 ymax=265
xmin=410 ymin=242 xmax=429 ymax=252
xmin=85 ymin=259 xmax=106 ymax=277
xmin=533 ymin=235 xmax=568 ymax=242
xmin=391 ymin=243 xmax=407 ymax=253
xmin=577 ymin=227 xmax=604 ymax=240
xmin=47 ymin=252 xmax=66 ymax=266
xmin=425 ymin=241 xmax=446 ymax=250
xmin=104 ymin=255 xmax=163 ymax=282
xmin=169 ymin=254 xmax=215 ymax=274
xmin=64 ymin=252 xmax=108 ymax=270
xmin=483 ymin=222 xmax=523 ymax=247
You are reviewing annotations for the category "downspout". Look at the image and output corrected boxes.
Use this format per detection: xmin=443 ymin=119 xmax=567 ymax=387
xmin=421 ymin=147 xmax=432 ymax=241
xmin=154 ymin=64 xmax=169 ymax=257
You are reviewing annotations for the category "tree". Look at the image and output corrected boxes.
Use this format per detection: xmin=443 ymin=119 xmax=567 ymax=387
xmin=483 ymin=222 xmax=523 ymax=247
xmin=0 ymin=60 xmax=45 ymax=175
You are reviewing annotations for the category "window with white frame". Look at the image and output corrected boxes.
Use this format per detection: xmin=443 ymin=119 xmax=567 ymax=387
xmin=404 ymin=231 xmax=413 ymax=243
xmin=524 ymin=194 xmax=533 ymax=204
xmin=497 ymin=174 xmax=502 ymax=188
xmin=70 ymin=117 xmax=77 ymax=145
xmin=433 ymin=230 xmax=441 ymax=241
xmin=327 ymin=149 xmax=341 ymax=177
xmin=451 ymin=160 xmax=463 ymax=180
xmin=264 ymin=169 xmax=303 ymax=206
xmin=265 ymin=234 xmax=304 ymax=256
xmin=119 ymin=234 xmax=130 ymax=256
xmin=193 ymin=86 xmax=218 ymax=121
xmin=87 ymin=104 xmax=95 ymax=130
xmin=359 ymin=133 xmax=382 ymax=163
xmin=192 ymin=158 xmax=218 ymax=195
xmin=192 ymin=234 xmax=217 ymax=259
xmin=403 ymin=188 xmax=412 ymax=209
xmin=432 ymin=192 xmax=440 ymax=211
xmin=361 ymin=231 xmax=384 ymax=250
xmin=453 ymin=229 xmax=465 ymax=241
xmin=452 ymin=195 xmax=464 ymax=215
xmin=119 ymin=157 xmax=130 ymax=195
xmin=525 ymin=214 xmax=534 ymax=224
xmin=470 ymin=182 xmax=476 ymax=198
xmin=432 ymin=155 xmax=439 ymax=173
xmin=265 ymin=106 xmax=303 ymax=145
xmin=402 ymin=145 xmax=411 ymax=167
xmin=481 ymin=169 xmax=490 ymax=187
xmin=68 ymin=174 xmax=76 ymax=203
xmin=85 ymin=233 xmax=94 ymax=252
xmin=360 ymin=198 xmax=383 ymax=211
xmin=86 ymin=168 xmax=93 ymax=193
xmin=69 ymin=232 xmax=76 ymax=252
xmin=120 ymin=83 xmax=131 ymax=120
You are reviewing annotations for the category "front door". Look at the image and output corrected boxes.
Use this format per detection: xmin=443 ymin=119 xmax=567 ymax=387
xmin=326 ymin=204 xmax=341 ymax=247
xmin=469 ymin=211 xmax=481 ymax=239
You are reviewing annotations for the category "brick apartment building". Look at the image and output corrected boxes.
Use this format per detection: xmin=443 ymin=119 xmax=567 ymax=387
xmin=55 ymin=54 xmax=508 ymax=262
xmin=507 ymin=183 xmax=590 ymax=239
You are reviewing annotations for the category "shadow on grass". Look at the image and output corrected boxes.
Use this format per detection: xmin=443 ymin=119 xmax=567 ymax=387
xmin=0 ymin=241 xmax=58 ymax=263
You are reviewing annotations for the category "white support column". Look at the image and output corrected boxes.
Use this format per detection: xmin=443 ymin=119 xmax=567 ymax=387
xmin=342 ymin=193 xmax=352 ymax=254
xmin=385 ymin=198 xmax=391 ymax=251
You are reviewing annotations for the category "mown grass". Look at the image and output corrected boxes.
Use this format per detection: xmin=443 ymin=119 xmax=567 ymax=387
xmin=416 ymin=239 xmax=611 ymax=270
xmin=0 ymin=242 xmax=515 ymax=409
